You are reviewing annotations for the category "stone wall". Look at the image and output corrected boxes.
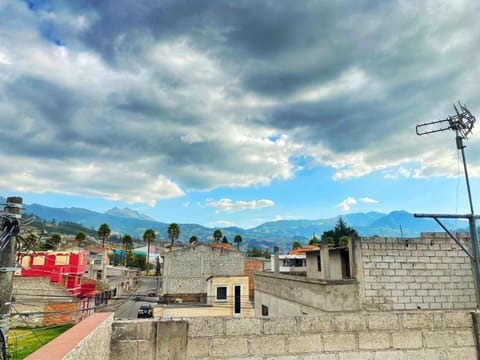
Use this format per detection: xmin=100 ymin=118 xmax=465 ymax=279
xmin=162 ymin=245 xmax=244 ymax=295
xmin=357 ymin=233 xmax=476 ymax=311
xmin=110 ymin=310 xmax=479 ymax=359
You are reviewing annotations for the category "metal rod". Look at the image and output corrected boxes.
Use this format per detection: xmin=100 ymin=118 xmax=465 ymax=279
xmin=414 ymin=213 xmax=480 ymax=219
xmin=432 ymin=217 xmax=473 ymax=259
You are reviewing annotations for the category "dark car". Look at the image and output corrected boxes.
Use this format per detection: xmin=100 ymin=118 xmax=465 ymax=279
xmin=137 ymin=304 xmax=154 ymax=318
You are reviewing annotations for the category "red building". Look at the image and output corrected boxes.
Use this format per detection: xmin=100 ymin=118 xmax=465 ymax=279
xmin=18 ymin=250 xmax=91 ymax=297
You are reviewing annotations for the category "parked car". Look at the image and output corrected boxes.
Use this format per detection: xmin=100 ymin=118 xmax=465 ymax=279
xmin=147 ymin=288 xmax=156 ymax=297
xmin=137 ymin=304 xmax=154 ymax=318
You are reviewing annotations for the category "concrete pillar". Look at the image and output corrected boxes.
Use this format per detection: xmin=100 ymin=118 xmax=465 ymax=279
xmin=320 ymin=243 xmax=330 ymax=280
xmin=273 ymin=247 xmax=279 ymax=274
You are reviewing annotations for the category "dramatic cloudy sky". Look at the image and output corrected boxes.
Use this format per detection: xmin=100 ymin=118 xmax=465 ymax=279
xmin=1 ymin=0 xmax=480 ymax=229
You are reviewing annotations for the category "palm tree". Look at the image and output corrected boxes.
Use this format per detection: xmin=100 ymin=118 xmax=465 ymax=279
xmin=189 ymin=235 xmax=198 ymax=244
xmin=234 ymin=234 xmax=243 ymax=250
xmin=143 ymin=229 xmax=156 ymax=264
xmin=97 ymin=223 xmax=111 ymax=248
xmin=75 ymin=231 xmax=86 ymax=247
xmin=213 ymin=229 xmax=222 ymax=243
xmin=167 ymin=223 xmax=180 ymax=250
xmin=122 ymin=234 xmax=133 ymax=266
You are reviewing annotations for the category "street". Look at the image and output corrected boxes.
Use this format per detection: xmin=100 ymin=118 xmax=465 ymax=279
xmin=115 ymin=276 xmax=161 ymax=319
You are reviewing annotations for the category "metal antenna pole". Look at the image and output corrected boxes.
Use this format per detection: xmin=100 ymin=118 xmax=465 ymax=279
xmin=415 ymin=102 xmax=480 ymax=307
xmin=456 ymin=134 xmax=480 ymax=305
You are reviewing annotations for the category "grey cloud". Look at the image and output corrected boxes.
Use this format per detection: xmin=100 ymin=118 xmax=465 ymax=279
xmin=2 ymin=0 xmax=480 ymax=205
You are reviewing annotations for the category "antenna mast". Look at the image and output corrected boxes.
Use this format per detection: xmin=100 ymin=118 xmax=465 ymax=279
xmin=415 ymin=102 xmax=480 ymax=307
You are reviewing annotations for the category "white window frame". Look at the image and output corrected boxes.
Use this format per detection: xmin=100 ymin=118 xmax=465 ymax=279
xmin=215 ymin=285 xmax=228 ymax=302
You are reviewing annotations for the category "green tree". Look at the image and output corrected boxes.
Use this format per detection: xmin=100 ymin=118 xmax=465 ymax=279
xmin=189 ymin=235 xmax=198 ymax=244
xmin=127 ymin=253 xmax=147 ymax=270
xmin=246 ymin=246 xmax=264 ymax=257
xmin=213 ymin=229 xmax=222 ymax=243
xmin=309 ymin=234 xmax=319 ymax=245
xmin=221 ymin=236 xmax=229 ymax=244
xmin=122 ymin=234 xmax=133 ymax=266
xmin=97 ymin=223 xmax=111 ymax=248
xmin=292 ymin=240 xmax=301 ymax=250
xmin=234 ymin=234 xmax=243 ymax=250
xmin=167 ymin=223 xmax=180 ymax=250
xmin=321 ymin=217 xmax=358 ymax=247
xmin=143 ymin=229 xmax=156 ymax=264
xmin=75 ymin=231 xmax=86 ymax=247
xmin=45 ymin=233 xmax=61 ymax=250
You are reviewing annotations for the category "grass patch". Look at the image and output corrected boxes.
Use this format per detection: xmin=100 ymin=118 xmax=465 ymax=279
xmin=7 ymin=324 xmax=73 ymax=360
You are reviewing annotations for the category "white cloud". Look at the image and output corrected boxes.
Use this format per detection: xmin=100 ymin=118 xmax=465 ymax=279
xmin=208 ymin=220 xmax=235 ymax=228
xmin=360 ymin=197 xmax=378 ymax=204
xmin=337 ymin=197 xmax=357 ymax=212
xmin=206 ymin=198 xmax=275 ymax=212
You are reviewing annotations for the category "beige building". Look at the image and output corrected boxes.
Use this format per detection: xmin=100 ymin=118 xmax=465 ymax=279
xmin=153 ymin=275 xmax=254 ymax=318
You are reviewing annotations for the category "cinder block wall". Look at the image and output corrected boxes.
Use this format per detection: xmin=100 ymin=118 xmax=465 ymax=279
xmin=163 ymin=245 xmax=244 ymax=294
xmin=357 ymin=233 xmax=476 ymax=311
xmin=110 ymin=311 xmax=478 ymax=359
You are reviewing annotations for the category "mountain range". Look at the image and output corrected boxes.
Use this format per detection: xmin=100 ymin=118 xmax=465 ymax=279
xmin=3 ymin=196 xmax=471 ymax=252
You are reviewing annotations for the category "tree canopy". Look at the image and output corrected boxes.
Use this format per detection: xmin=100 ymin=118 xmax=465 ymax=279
xmin=321 ymin=217 xmax=358 ymax=247
xmin=234 ymin=234 xmax=243 ymax=249
xmin=212 ymin=229 xmax=222 ymax=243
xmin=97 ymin=223 xmax=111 ymax=248
xmin=309 ymin=235 xmax=319 ymax=245
xmin=167 ymin=223 xmax=180 ymax=249
xmin=189 ymin=235 xmax=198 ymax=244
xmin=291 ymin=240 xmax=301 ymax=250
xmin=143 ymin=229 xmax=156 ymax=264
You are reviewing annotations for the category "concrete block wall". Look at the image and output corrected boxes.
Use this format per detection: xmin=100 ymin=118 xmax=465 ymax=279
xmin=358 ymin=233 xmax=476 ymax=311
xmin=109 ymin=311 xmax=478 ymax=359
xmin=163 ymin=245 xmax=244 ymax=294
xmin=185 ymin=311 xmax=477 ymax=359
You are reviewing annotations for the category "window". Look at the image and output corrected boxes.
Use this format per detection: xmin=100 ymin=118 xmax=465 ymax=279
xmin=262 ymin=305 xmax=269 ymax=316
xmin=317 ymin=255 xmax=321 ymax=271
xmin=216 ymin=286 xmax=227 ymax=301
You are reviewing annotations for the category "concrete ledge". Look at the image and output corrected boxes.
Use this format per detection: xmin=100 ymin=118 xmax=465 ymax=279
xmin=25 ymin=312 xmax=114 ymax=360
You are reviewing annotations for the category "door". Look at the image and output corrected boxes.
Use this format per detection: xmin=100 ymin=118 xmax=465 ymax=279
xmin=234 ymin=285 xmax=241 ymax=315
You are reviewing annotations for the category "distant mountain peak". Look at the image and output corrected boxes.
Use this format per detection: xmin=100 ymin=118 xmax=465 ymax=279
xmin=104 ymin=207 xmax=156 ymax=221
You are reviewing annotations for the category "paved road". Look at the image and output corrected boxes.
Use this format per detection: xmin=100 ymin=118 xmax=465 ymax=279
xmin=115 ymin=276 xmax=161 ymax=319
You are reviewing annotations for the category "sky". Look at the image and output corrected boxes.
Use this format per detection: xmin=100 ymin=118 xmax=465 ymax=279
xmin=1 ymin=0 xmax=480 ymax=229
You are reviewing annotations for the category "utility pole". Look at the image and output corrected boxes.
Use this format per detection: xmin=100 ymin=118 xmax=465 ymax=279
xmin=415 ymin=103 xmax=480 ymax=306
xmin=0 ymin=196 xmax=22 ymax=360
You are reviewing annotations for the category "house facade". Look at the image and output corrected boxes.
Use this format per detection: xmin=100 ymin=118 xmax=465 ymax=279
xmin=162 ymin=243 xmax=244 ymax=298
xmin=18 ymin=250 xmax=89 ymax=297
xmin=255 ymin=233 xmax=476 ymax=316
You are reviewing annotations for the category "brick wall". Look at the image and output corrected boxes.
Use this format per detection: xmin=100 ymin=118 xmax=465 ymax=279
xmin=110 ymin=310 xmax=478 ymax=359
xmin=11 ymin=277 xmax=79 ymax=327
xmin=357 ymin=233 xmax=476 ymax=311
xmin=162 ymin=245 xmax=244 ymax=294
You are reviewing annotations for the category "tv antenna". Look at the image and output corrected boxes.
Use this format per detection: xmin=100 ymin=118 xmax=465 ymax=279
xmin=415 ymin=102 xmax=480 ymax=306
